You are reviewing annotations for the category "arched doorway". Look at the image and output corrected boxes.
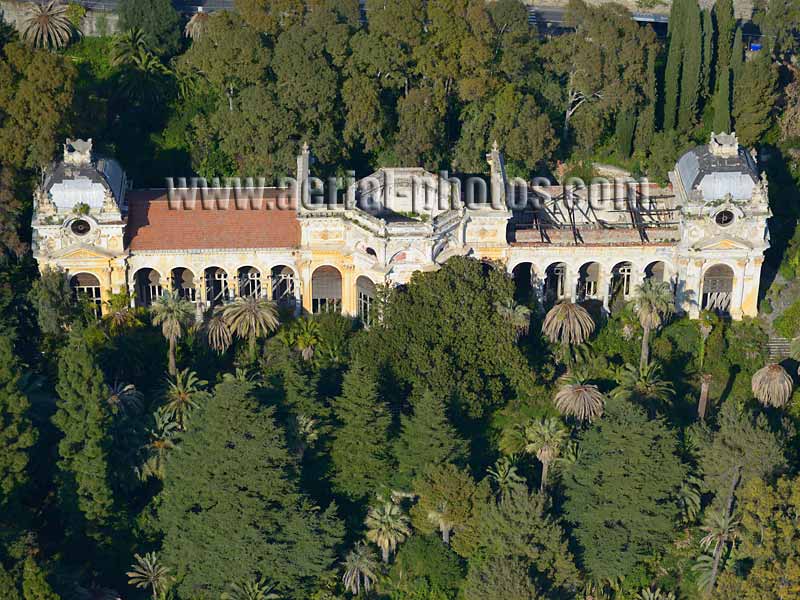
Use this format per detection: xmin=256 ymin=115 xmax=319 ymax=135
xmin=357 ymin=276 xmax=376 ymax=326
xmin=70 ymin=272 xmax=102 ymax=315
xmin=134 ymin=268 xmax=162 ymax=307
xmin=171 ymin=267 xmax=196 ymax=302
xmin=270 ymin=265 xmax=296 ymax=305
xmin=312 ymin=266 xmax=342 ymax=314
xmin=577 ymin=262 xmax=600 ymax=300
xmin=237 ymin=266 xmax=261 ymax=298
xmin=512 ymin=262 xmax=533 ymax=303
xmin=702 ymin=264 xmax=734 ymax=313
xmin=204 ymin=267 xmax=229 ymax=306
xmin=544 ymin=262 xmax=567 ymax=305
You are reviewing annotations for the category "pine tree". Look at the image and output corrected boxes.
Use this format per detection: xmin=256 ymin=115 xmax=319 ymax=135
xmin=663 ymin=0 xmax=687 ymax=131
xmin=52 ymin=330 xmax=115 ymax=542
xmin=157 ymin=380 xmax=343 ymax=599
xmin=714 ymin=0 xmax=736 ymax=86
xmin=713 ymin=67 xmax=732 ymax=132
xmin=393 ymin=389 xmax=468 ymax=490
xmin=562 ymin=395 xmax=686 ymax=580
xmin=0 ymin=336 xmax=36 ymax=506
xmin=21 ymin=557 xmax=59 ymax=600
xmin=701 ymin=9 xmax=715 ymax=99
xmin=678 ymin=1 xmax=703 ymax=131
xmin=330 ymin=360 xmax=392 ymax=501
xmin=282 ymin=356 xmax=322 ymax=418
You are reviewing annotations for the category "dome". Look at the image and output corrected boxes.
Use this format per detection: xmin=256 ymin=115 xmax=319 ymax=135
xmin=675 ymin=132 xmax=758 ymax=202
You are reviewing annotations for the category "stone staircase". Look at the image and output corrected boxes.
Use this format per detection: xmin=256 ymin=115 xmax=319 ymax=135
xmin=767 ymin=337 xmax=792 ymax=361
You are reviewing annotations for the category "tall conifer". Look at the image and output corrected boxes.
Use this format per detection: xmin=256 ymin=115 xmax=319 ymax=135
xmin=679 ymin=2 xmax=703 ymax=130
xmin=330 ymin=360 xmax=392 ymax=502
xmin=731 ymin=27 xmax=744 ymax=83
xmin=701 ymin=9 xmax=715 ymax=99
xmin=714 ymin=0 xmax=736 ymax=86
xmin=394 ymin=389 xmax=468 ymax=489
xmin=52 ymin=330 xmax=115 ymax=542
xmin=713 ymin=67 xmax=732 ymax=132
xmin=0 ymin=335 xmax=35 ymax=506
xmin=663 ymin=0 xmax=687 ymax=131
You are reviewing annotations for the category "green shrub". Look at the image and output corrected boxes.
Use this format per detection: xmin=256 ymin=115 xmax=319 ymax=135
xmin=774 ymin=300 xmax=800 ymax=339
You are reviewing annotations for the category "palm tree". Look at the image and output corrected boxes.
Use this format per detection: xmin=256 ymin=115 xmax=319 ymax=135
xmin=487 ymin=456 xmax=526 ymax=503
xmin=495 ymin=299 xmax=532 ymax=340
xmin=221 ymin=577 xmax=280 ymax=600
xmin=522 ymin=417 xmax=568 ymax=493
xmin=163 ymin=368 xmax=207 ymax=430
xmin=542 ymin=301 xmax=594 ymax=363
xmin=203 ymin=306 xmax=232 ymax=354
xmin=138 ymin=409 xmax=178 ymax=481
xmin=633 ymin=279 xmax=674 ymax=370
xmin=365 ymin=500 xmax=411 ymax=563
xmin=120 ymin=46 xmax=172 ymax=103
xmin=126 ymin=552 xmax=170 ymax=600
xmin=697 ymin=318 xmax=713 ymax=420
xmin=751 ymin=363 xmax=794 ymax=408
xmin=222 ymin=296 xmax=280 ymax=362
xmin=554 ymin=371 xmax=606 ymax=423
xmin=111 ymin=27 xmax=148 ymax=66
xmin=151 ymin=291 xmax=194 ymax=376
xmin=342 ymin=542 xmax=379 ymax=596
xmin=292 ymin=318 xmax=321 ymax=361
xmin=103 ymin=293 xmax=142 ymax=334
xmin=612 ymin=362 xmax=674 ymax=415
xmin=699 ymin=508 xmax=740 ymax=593
xmin=106 ymin=381 xmax=143 ymax=416
xmin=184 ymin=8 xmax=210 ymax=40
xmin=21 ymin=1 xmax=73 ymax=49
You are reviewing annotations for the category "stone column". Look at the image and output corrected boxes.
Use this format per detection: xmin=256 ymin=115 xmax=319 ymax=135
xmin=680 ymin=259 xmax=702 ymax=318
xmin=599 ymin=267 xmax=610 ymax=313
xmin=730 ymin=259 xmax=748 ymax=320
xmin=300 ymin=261 xmax=313 ymax=314
xmin=341 ymin=264 xmax=356 ymax=317
xmin=740 ymin=257 xmax=761 ymax=318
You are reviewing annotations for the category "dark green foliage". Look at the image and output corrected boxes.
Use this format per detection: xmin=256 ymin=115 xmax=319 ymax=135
xmin=615 ymin=109 xmax=636 ymax=158
xmin=562 ymin=395 xmax=686 ymax=579
xmin=21 ymin=557 xmax=59 ymax=600
xmin=701 ymin=9 xmax=714 ymax=99
xmin=730 ymin=27 xmax=744 ymax=83
xmin=774 ymin=299 xmax=800 ymax=338
xmin=28 ymin=268 xmax=75 ymax=339
xmin=118 ymin=0 xmax=182 ymax=56
xmin=698 ymin=401 xmax=786 ymax=507
xmin=663 ymin=0 xmax=686 ymax=131
xmin=0 ymin=335 xmax=35 ymax=505
xmin=157 ymin=380 xmax=343 ymax=599
xmin=713 ymin=67 xmax=732 ymax=133
xmin=465 ymin=490 xmax=580 ymax=598
xmin=733 ymin=55 xmax=779 ymax=146
xmin=330 ymin=359 xmax=392 ymax=502
xmin=678 ymin=1 xmax=703 ymax=130
xmin=52 ymin=330 xmax=115 ymax=543
xmin=394 ymin=389 xmax=468 ymax=489
xmin=714 ymin=0 xmax=736 ymax=82
xmin=387 ymin=535 xmax=464 ymax=600
xmin=0 ymin=562 xmax=20 ymax=600
xmin=370 ymin=257 xmax=528 ymax=419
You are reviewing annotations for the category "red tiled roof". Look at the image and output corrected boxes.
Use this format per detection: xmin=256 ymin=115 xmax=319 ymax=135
xmin=125 ymin=189 xmax=301 ymax=251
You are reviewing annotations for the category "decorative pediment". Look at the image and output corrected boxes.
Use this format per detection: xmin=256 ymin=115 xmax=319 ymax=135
xmin=692 ymin=236 xmax=753 ymax=251
xmin=53 ymin=244 xmax=120 ymax=261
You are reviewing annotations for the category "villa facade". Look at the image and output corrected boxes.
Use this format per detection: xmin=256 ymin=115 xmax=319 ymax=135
xmin=31 ymin=133 xmax=771 ymax=322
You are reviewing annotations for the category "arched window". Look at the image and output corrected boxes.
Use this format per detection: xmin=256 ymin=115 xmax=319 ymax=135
xmin=204 ymin=267 xmax=229 ymax=306
xmin=611 ymin=261 xmax=633 ymax=298
xmin=544 ymin=262 xmax=567 ymax=304
xmin=237 ymin=266 xmax=261 ymax=298
xmin=134 ymin=268 xmax=162 ymax=307
xmin=512 ymin=262 xmax=533 ymax=303
xmin=70 ymin=272 xmax=102 ymax=315
xmin=171 ymin=267 xmax=196 ymax=302
xmin=578 ymin=262 xmax=600 ymax=299
xmin=312 ymin=266 xmax=342 ymax=314
xmin=271 ymin=265 xmax=296 ymax=305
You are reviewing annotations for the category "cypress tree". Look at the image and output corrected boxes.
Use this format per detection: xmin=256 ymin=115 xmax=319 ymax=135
xmin=0 ymin=336 xmax=36 ymax=506
xmin=733 ymin=55 xmax=779 ymax=145
xmin=330 ymin=360 xmax=392 ymax=502
xmin=21 ymin=557 xmax=59 ymax=600
xmin=701 ymin=9 xmax=715 ymax=99
xmin=678 ymin=1 xmax=703 ymax=131
xmin=157 ymin=380 xmax=343 ymax=599
xmin=731 ymin=26 xmax=744 ymax=83
xmin=713 ymin=66 xmax=732 ymax=132
xmin=616 ymin=108 xmax=636 ymax=158
xmin=635 ymin=46 xmax=657 ymax=152
xmin=663 ymin=0 xmax=687 ymax=131
xmin=393 ymin=389 xmax=468 ymax=490
xmin=52 ymin=330 xmax=115 ymax=542
xmin=714 ymin=0 xmax=736 ymax=87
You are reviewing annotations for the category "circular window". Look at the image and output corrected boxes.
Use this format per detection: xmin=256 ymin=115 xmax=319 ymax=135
xmin=71 ymin=219 xmax=91 ymax=236
xmin=715 ymin=210 xmax=734 ymax=227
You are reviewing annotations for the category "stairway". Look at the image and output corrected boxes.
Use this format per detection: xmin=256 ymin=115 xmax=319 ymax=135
xmin=767 ymin=337 xmax=792 ymax=361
